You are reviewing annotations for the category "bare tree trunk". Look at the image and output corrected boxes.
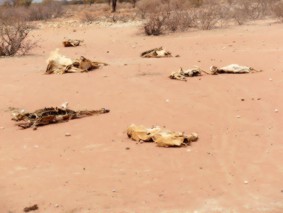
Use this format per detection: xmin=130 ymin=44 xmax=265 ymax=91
xmin=111 ymin=0 xmax=117 ymax=12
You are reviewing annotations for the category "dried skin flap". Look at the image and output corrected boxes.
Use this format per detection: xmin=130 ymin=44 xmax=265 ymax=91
xmin=141 ymin=47 xmax=172 ymax=58
xmin=127 ymin=124 xmax=198 ymax=147
xmin=127 ymin=124 xmax=161 ymax=142
xmin=152 ymin=131 xmax=186 ymax=147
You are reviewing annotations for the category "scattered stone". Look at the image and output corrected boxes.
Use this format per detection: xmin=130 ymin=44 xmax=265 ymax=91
xmin=23 ymin=204 xmax=38 ymax=212
xmin=112 ymin=189 xmax=116 ymax=193
xmin=125 ymin=147 xmax=130 ymax=150
xmin=0 ymin=126 xmax=4 ymax=129
xmin=236 ymin=115 xmax=241 ymax=118
xmin=175 ymin=54 xmax=180 ymax=57
xmin=241 ymin=98 xmax=245 ymax=101
xmin=269 ymin=78 xmax=273 ymax=81
xmin=244 ymin=180 xmax=249 ymax=184
xmin=275 ymin=109 xmax=279 ymax=113
xmin=65 ymin=133 xmax=71 ymax=137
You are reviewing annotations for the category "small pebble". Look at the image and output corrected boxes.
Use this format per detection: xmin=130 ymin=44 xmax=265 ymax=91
xmin=125 ymin=147 xmax=130 ymax=150
xmin=244 ymin=180 xmax=249 ymax=184
xmin=165 ymin=99 xmax=170 ymax=103
xmin=241 ymin=98 xmax=245 ymax=101
xmin=275 ymin=109 xmax=279 ymax=113
xmin=0 ymin=126 xmax=4 ymax=129
xmin=65 ymin=133 xmax=71 ymax=137
xmin=112 ymin=189 xmax=116 ymax=193
xmin=236 ymin=115 xmax=241 ymax=118
xmin=269 ymin=78 xmax=273 ymax=81
xmin=54 ymin=204 xmax=59 ymax=208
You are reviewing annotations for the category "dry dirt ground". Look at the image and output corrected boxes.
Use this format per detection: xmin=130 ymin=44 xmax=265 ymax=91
xmin=0 ymin=19 xmax=283 ymax=213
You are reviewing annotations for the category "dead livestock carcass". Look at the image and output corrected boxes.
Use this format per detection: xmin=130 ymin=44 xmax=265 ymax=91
xmin=63 ymin=39 xmax=83 ymax=47
xmin=141 ymin=47 xmax=172 ymax=58
xmin=45 ymin=49 xmax=108 ymax=74
xmin=209 ymin=64 xmax=260 ymax=75
xmin=169 ymin=67 xmax=202 ymax=81
xmin=127 ymin=124 xmax=198 ymax=147
xmin=11 ymin=103 xmax=110 ymax=130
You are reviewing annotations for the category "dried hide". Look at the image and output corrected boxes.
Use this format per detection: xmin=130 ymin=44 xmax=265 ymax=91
xmin=127 ymin=124 xmax=198 ymax=147
xmin=11 ymin=103 xmax=110 ymax=130
xmin=141 ymin=47 xmax=172 ymax=58
xmin=210 ymin=64 xmax=256 ymax=74
xmin=169 ymin=67 xmax=202 ymax=81
xmin=45 ymin=49 xmax=108 ymax=74
xmin=63 ymin=39 xmax=83 ymax=47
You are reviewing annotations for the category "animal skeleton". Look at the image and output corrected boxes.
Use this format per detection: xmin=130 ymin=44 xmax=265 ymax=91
xmin=11 ymin=104 xmax=110 ymax=130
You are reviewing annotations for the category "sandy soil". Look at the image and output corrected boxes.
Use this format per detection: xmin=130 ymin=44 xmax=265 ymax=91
xmin=0 ymin=20 xmax=283 ymax=213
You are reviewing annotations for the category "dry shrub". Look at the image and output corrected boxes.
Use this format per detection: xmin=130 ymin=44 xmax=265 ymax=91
xmin=0 ymin=6 xmax=29 ymax=21
xmin=195 ymin=5 xmax=220 ymax=30
xmin=80 ymin=11 xmax=96 ymax=23
xmin=272 ymin=1 xmax=283 ymax=21
xmin=144 ymin=14 xmax=167 ymax=35
xmin=0 ymin=19 xmax=37 ymax=56
xmin=165 ymin=11 xmax=196 ymax=32
xmin=28 ymin=2 xmax=64 ymax=21
xmin=0 ymin=1 xmax=64 ymax=22
xmin=139 ymin=0 xmax=195 ymax=35
xmin=3 ymin=0 xmax=33 ymax=7
xmin=229 ymin=0 xmax=281 ymax=22
xmin=189 ymin=0 xmax=203 ymax=7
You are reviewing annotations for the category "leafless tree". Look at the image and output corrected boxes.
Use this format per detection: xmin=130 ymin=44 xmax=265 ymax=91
xmin=110 ymin=0 xmax=137 ymax=12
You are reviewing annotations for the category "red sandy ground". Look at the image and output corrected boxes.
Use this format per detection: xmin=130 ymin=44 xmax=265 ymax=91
xmin=0 ymin=19 xmax=283 ymax=213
